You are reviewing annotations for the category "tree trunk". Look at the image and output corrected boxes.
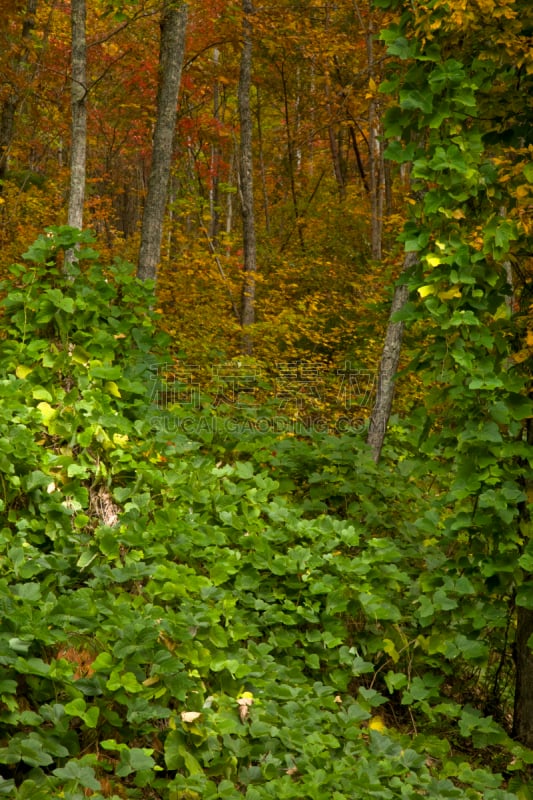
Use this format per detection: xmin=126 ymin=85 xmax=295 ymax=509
xmin=225 ymin=145 xmax=235 ymax=254
xmin=280 ymin=62 xmax=305 ymax=252
xmin=328 ymin=123 xmax=346 ymax=201
xmin=137 ymin=0 xmax=187 ymax=283
xmin=0 ymin=0 xmax=38 ymax=188
xmin=256 ymin=86 xmax=271 ymax=236
xmin=367 ymin=17 xmax=383 ymax=261
xmin=67 ymin=0 xmax=87 ymax=234
xmin=367 ymin=251 xmax=417 ymax=462
xmin=349 ymin=125 xmax=369 ymax=194
xmin=324 ymin=2 xmax=345 ymax=202
xmin=513 ymin=418 xmax=533 ymax=748
xmin=238 ymin=0 xmax=257 ymax=355
xmin=513 ymin=604 xmax=533 ymax=748
xmin=209 ymin=47 xmax=222 ymax=247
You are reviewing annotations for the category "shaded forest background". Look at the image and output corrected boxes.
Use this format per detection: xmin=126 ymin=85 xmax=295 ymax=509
xmin=0 ymin=0 xmax=415 ymax=418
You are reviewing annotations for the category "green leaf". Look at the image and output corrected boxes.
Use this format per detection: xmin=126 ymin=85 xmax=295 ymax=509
xmin=53 ymin=761 xmax=101 ymax=790
xmin=116 ymin=747 xmax=156 ymax=777
xmin=516 ymin=582 xmax=533 ymax=610
xmin=106 ymin=669 xmax=144 ymax=693
xmin=89 ymin=364 xmax=122 ymax=380
xmin=164 ymin=730 xmax=183 ymax=770
xmin=400 ymin=88 xmax=433 ymax=114
xmin=385 ymin=36 xmax=415 ymax=59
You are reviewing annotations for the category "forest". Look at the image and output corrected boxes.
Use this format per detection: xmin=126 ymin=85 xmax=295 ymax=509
xmin=0 ymin=0 xmax=532 ymax=798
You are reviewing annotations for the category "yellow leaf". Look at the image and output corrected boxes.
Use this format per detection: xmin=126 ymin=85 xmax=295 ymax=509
xmin=438 ymin=287 xmax=462 ymax=301
xmin=418 ymin=285 xmax=435 ymax=298
xmin=527 ymin=330 xmax=533 ymax=347
xmin=368 ymin=77 xmax=377 ymax=92
xmin=105 ymin=381 xmax=121 ymax=398
xmin=368 ymin=716 xmax=386 ymax=732
xmin=383 ymin=638 xmax=400 ymax=663
xmin=425 ymin=255 xmax=441 ymax=267
xmin=15 ymin=364 xmax=33 ymax=379
xmin=37 ymin=401 xmax=58 ymax=427
xmin=451 ymin=209 xmax=466 ymax=219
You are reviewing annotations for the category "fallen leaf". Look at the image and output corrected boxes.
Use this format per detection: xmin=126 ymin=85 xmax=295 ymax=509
xmin=181 ymin=711 xmax=202 ymax=723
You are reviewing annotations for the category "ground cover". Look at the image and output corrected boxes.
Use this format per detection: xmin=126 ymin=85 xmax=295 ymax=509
xmin=0 ymin=230 xmax=531 ymax=799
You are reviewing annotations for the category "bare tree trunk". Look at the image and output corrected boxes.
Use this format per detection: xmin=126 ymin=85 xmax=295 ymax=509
xmin=256 ymin=86 xmax=270 ymax=236
xmin=353 ymin=0 xmax=383 ymax=258
xmin=67 ymin=0 xmax=87 ymax=233
xmin=328 ymin=123 xmax=346 ymax=201
xmin=0 ymin=98 xmax=17 ymax=188
xmin=0 ymin=0 xmax=38 ymax=188
xmin=209 ymin=47 xmax=222 ymax=247
xmin=512 ymin=385 xmax=533 ymax=749
xmin=280 ymin=62 xmax=305 ymax=252
xmin=238 ymin=0 xmax=257 ymax=355
xmin=367 ymin=251 xmax=417 ymax=462
xmin=324 ymin=1 xmax=345 ymax=202
xmin=137 ymin=0 xmax=187 ymax=283
xmin=349 ymin=125 xmax=369 ymax=194
xmin=367 ymin=16 xmax=383 ymax=261
xmin=513 ymin=603 xmax=533 ymax=748
xmin=225 ymin=145 xmax=235 ymax=254
xmin=384 ymin=156 xmax=393 ymax=215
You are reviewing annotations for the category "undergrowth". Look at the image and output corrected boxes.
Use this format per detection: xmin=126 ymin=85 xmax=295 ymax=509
xmin=0 ymin=229 xmax=531 ymax=799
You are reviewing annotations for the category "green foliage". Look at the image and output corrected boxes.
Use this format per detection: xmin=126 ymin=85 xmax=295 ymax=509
xmin=0 ymin=228 xmax=530 ymax=798
xmin=378 ymin=0 xmax=532 ymax=766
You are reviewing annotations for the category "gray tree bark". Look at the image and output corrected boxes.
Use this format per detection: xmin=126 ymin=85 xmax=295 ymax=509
xmin=238 ymin=0 xmax=257 ymax=354
xmin=67 ymin=0 xmax=87 ymax=234
xmin=367 ymin=251 xmax=417 ymax=462
xmin=137 ymin=0 xmax=188 ymax=282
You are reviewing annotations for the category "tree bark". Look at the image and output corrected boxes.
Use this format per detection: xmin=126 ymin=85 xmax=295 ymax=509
xmin=209 ymin=47 xmax=222 ymax=247
xmin=238 ymin=0 xmax=257 ymax=355
xmin=349 ymin=125 xmax=369 ymax=194
xmin=67 ymin=0 xmax=87 ymax=233
xmin=280 ymin=62 xmax=304 ymax=252
xmin=0 ymin=0 xmax=38 ymax=188
xmin=137 ymin=0 xmax=187 ymax=283
xmin=513 ymin=604 xmax=533 ymax=748
xmin=513 ymin=418 xmax=533 ymax=748
xmin=367 ymin=14 xmax=383 ymax=261
xmin=328 ymin=123 xmax=346 ymax=201
xmin=367 ymin=251 xmax=417 ymax=462
xmin=256 ymin=86 xmax=271 ymax=236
